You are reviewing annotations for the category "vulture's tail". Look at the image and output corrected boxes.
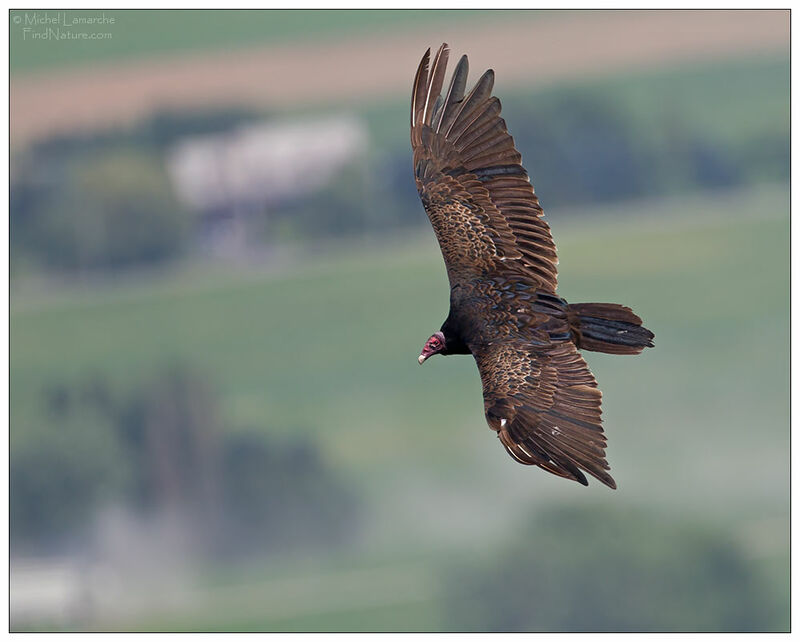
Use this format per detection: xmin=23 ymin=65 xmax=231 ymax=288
xmin=568 ymin=303 xmax=654 ymax=355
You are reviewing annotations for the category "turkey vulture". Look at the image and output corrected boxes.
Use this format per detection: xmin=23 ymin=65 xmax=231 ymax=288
xmin=412 ymin=44 xmax=654 ymax=489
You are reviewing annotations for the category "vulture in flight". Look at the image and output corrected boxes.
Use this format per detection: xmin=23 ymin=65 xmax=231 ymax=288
xmin=412 ymin=44 xmax=654 ymax=489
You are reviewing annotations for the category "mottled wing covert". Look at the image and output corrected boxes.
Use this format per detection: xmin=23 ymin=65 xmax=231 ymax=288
xmin=472 ymin=340 xmax=616 ymax=488
xmin=411 ymin=44 xmax=559 ymax=290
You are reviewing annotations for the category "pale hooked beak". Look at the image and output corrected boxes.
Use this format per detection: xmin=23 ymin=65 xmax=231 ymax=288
xmin=418 ymin=354 xmax=428 ymax=365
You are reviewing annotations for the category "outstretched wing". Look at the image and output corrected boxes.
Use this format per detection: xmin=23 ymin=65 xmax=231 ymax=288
xmin=472 ymin=340 xmax=616 ymax=488
xmin=411 ymin=44 xmax=558 ymax=291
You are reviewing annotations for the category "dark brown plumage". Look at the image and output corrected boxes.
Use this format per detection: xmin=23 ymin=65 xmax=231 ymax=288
xmin=412 ymin=44 xmax=654 ymax=489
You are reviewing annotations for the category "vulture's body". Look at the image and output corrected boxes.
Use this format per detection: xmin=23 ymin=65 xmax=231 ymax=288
xmin=412 ymin=45 xmax=654 ymax=489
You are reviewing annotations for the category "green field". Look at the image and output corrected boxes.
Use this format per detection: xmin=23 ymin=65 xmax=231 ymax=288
xmin=11 ymin=183 xmax=789 ymax=629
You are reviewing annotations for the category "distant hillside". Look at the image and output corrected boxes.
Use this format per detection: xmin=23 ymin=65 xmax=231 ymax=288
xmin=10 ymin=10 xmax=787 ymax=148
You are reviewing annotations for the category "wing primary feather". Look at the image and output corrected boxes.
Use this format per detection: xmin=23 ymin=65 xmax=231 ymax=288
xmin=411 ymin=48 xmax=431 ymax=129
xmin=437 ymin=54 xmax=469 ymax=134
xmin=430 ymin=95 xmax=446 ymax=131
xmin=423 ymin=44 xmax=449 ymax=126
xmin=444 ymin=69 xmax=495 ymax=139
xmin=451 ymin=100 xmax=502 ymax=149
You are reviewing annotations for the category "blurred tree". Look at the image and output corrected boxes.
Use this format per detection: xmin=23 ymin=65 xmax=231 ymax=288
xmin=504 ymin=93 xmax=655 ymax=208
xmin=116 ymin=367 xmax=221 ymax=517
xmin=443 ymin=505 xmax=783 ymax=632
xmin=11 ymin=367 xmax=361 ymax=562
xmin=218 ymin=431 xmax=360 ymax=558
xmin=28 ymin=149 xmax=192 ymax=272
xmin=374 ymin=151 xmax=429 ymax=228
xmin=11 ymin=402 xmax=131 ymax=554
xmin=142 ymin=108 xmax=261 ymax=150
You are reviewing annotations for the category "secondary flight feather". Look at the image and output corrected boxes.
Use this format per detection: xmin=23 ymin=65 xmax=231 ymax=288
xmin=412 ymin=44 xmax=654 ymax=489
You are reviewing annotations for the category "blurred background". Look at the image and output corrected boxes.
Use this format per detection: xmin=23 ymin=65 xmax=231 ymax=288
xmin=9 ymin=9 xmax=788 ymax=632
